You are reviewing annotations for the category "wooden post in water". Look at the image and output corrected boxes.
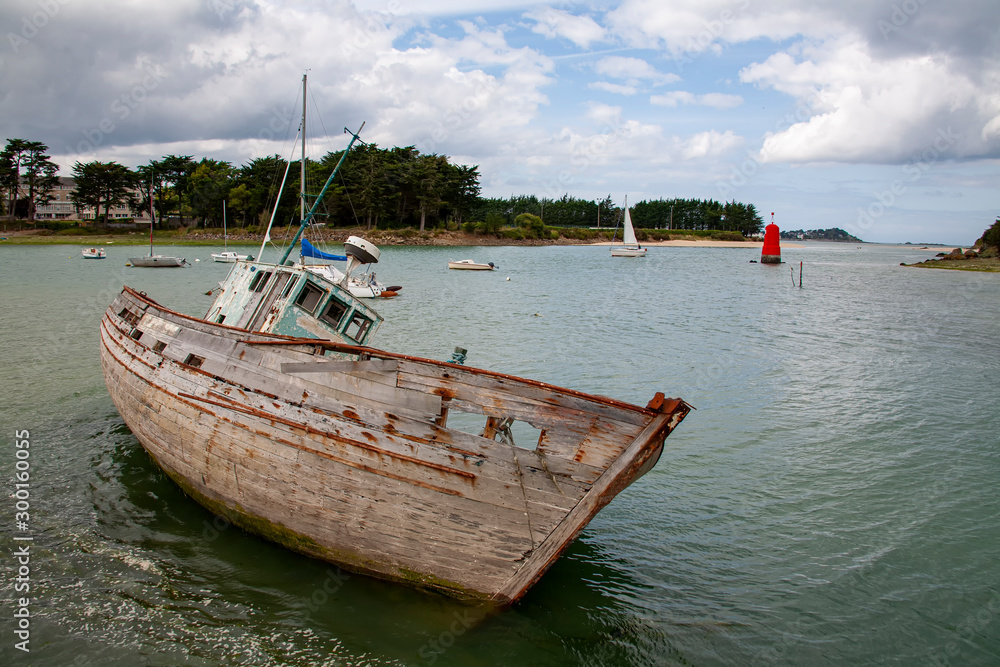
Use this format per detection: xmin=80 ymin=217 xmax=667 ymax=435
xmin=799 ymin=261 xmax=803 ymax=288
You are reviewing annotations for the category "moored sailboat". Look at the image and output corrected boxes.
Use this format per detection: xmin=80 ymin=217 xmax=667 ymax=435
xmin=129 ymin=182 xmax=187 ymax=267
xmin=212 ymin=201 xmax=253 ymax=263
xmin=610 ymin=196 xmax=647 ymax=257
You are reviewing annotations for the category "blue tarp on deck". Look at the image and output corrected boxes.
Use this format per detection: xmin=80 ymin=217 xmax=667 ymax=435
xmin=301 ymin=238 xmax=347 ymax=261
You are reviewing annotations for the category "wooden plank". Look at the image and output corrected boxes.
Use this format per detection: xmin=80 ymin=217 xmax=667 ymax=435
xmin=393 ymin=359 xmax=652 ymax=427
xmin=281 ymin=359 xmax=399 ymax=374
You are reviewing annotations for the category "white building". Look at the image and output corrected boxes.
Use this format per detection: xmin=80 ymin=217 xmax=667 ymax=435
xmin=32 ymin=177 xmax=151 ymax=223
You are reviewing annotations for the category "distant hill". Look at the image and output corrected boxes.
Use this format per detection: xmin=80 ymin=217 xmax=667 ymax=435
xmin=779 ymin=228 xmax=863 ymax=242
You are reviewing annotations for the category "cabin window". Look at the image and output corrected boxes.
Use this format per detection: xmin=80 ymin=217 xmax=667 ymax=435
xmin=216 ymin=314 xmax=226 ymax=324
xmin=281 ymin=275 xmax=297 ymax=299
xmin=249 ymin=270 xmax=273 ymax=293
xmin=344 ymin=311 xmax=373 ymax=343
xmin=119 ymin=307 xmax=141 ymax=327
xmin=294 ymin=282 xmax=325 ymax=313
xmin=130 ymin=328 xmax=143 ymax=340
xmin=320 ymin=297 xmax=349 ymax=328
xmin=183 ymin=354 xmax=204 ymax=369
xmin=152 ymin=341 xmax=167 ymax=353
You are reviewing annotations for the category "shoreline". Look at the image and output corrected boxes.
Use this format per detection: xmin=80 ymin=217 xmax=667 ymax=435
xmin=1 ymin=228 xmax=816 ymax=248
xmin=592 ymin=239 xmax=807 ymax=248
xmin=4 ymin=228 xmax=968 ymax=250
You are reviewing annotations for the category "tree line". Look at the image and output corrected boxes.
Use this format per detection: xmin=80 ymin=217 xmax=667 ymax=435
xmin=1 ymin=137 xmax=762 ymax=236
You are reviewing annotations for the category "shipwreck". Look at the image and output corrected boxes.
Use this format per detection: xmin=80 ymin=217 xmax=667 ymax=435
xmin=99 ymin=75 xmax=690 ymax=604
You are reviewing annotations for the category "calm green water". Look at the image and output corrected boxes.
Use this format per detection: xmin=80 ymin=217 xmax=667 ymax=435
xmin=1 ymin=241 xmax=998 ymax=666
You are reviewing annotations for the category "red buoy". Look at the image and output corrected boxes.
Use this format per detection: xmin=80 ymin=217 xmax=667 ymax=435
xmin=761 ymin=213 xmax=781 ymax=264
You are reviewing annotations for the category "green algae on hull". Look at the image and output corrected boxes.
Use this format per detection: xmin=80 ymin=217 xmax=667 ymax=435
xmin=152 ymin=452 xmax=491 ymax=603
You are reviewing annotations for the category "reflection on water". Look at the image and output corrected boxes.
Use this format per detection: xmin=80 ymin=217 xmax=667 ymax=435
xmin=1 ymin=242 xmax=999 ymax=665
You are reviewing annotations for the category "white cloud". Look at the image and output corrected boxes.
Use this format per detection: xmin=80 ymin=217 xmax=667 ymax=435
xmin=651 ymin=91 xmax=742 ymax=108
xmin=606 ymin=0 xmax=844 ymax=55
xmin=589 ymin=81 xmax=638 ymax=95
xmin=651 ymin=91 xmax=696 ymax=107
xmin=525 ymin=7 xmax=605 ymax=48
xmin=679 ymin=129 xmax=743 ymax=159
xmin=593 ymin=56 xmax=678 ymax=84
xmin=741 ymin=36 xmax=998 ymax=163
xmin=588 ymin=55 xmax=679 ymax=97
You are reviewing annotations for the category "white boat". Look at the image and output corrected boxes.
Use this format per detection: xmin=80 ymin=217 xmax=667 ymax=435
xmin=610 ymin=197 xmax=647 ymax=257
xmin=211 ymin=201 xmax=254 ymax=263
xmin=129 ymin=185 xmax=187 ymax=267
xmin=448 ymin=259 xmax=496 ymax=270
xmin=82 ymin=247 xmax=106 ymax=259
xmin=129 ymin=254 xmax=188 ymax=267
xmin=211 ymin=251 xmax=252 ymax=263
xmin=300 ymin=237 xmax=401 ymax=298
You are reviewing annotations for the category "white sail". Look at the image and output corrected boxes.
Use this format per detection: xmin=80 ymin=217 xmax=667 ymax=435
xmin=623 ymin=207 xmax=639 ymax=247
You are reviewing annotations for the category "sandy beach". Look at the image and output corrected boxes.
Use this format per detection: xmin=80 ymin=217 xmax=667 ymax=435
xmin=592 ymin=239 xmax=806 ymax=248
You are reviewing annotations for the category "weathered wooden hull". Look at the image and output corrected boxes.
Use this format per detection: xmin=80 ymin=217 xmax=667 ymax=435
xmin=100 ymin=286 xmax=689 ymax=604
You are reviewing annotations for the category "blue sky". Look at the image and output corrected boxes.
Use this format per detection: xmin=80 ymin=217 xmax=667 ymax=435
xmin=2 ymin=0 xmax=998 ymax=243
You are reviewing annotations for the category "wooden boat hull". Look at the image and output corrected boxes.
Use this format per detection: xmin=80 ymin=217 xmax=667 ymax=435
xmin=100 ymin=287 xmax=689 ymax=604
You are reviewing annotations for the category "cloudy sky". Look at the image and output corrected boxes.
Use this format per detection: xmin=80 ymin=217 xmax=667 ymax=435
xmin=2 ymin=0 xmax=998 ymax=243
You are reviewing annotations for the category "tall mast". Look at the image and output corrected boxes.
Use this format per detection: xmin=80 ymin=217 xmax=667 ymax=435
xmin=149 ymin=174 xmax=154 ymax=256
xmin=301 ymin=73 xmax=307 ymax=225
xmin=278 ymin=73 xmax=365 ymax=266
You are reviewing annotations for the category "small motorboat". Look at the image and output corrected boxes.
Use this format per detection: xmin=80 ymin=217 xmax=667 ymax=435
xmin=448 ymin=259 xmax=496 ymax=270
xmin=211 ymin=251 xmax=253 ymax=263
xmin=82 ymin=247 xmax=107 ymax=259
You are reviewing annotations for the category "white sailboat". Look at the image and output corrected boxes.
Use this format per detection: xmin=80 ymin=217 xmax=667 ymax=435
xmin=129 ymin=179 xmax=188 ymax=267
xmin=610 ymin=197 xmax=647 ymax=257
xmin=212 ymin=201 xmax=253 ymax=263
